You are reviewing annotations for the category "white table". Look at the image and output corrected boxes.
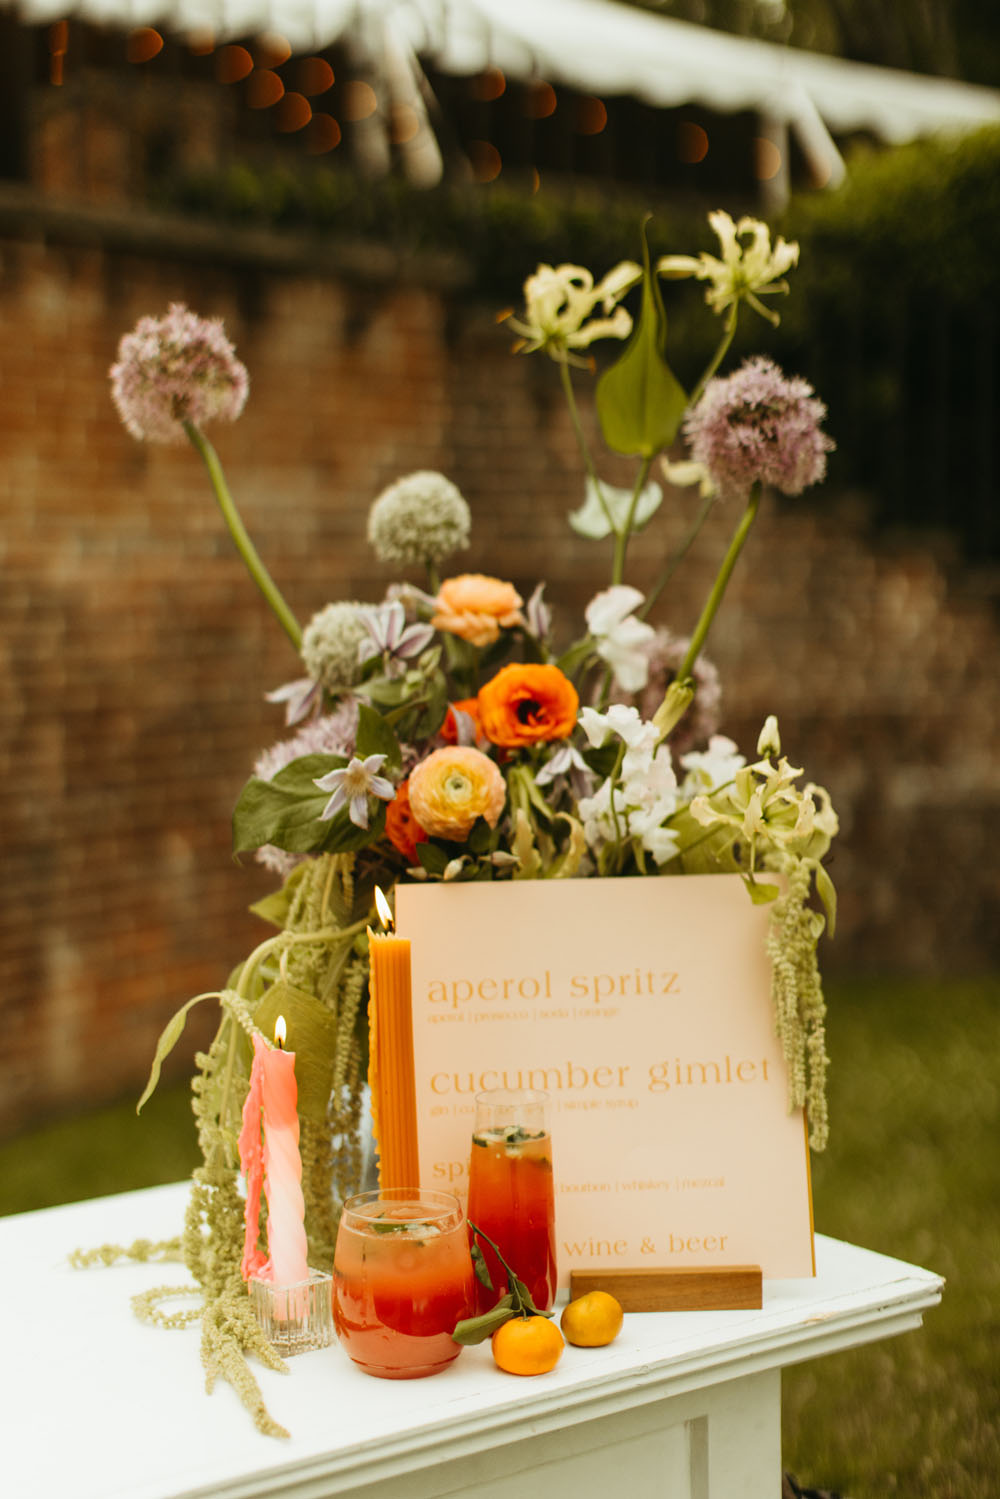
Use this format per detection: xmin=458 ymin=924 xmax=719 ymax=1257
xmin=4 ymin=1182 xmax=942 ymax=1499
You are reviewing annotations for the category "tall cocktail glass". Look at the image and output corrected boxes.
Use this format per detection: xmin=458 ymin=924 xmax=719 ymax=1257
xmin=467 ymin=1087 xmax=557 ymax=1314
xmin=333 ymin=1188 xmax=474 ymax=1379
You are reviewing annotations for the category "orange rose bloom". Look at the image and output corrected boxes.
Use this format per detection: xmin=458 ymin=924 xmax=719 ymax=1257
xmin=477 ymin=663 xmax=579 ymax=748
xmin=440 ymin=697 xmax=484 ymax=745
xmin=385 ymin=779 xmax=429 ymax=864
xmin=407 ymin=746 xmax=507 ymax=840
xmin=432 ymin=574 xmax=524 ymax=648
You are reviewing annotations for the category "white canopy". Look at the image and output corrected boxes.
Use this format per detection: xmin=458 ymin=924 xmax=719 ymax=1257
xmin=9 ymin=0 xmax=1000 ymax=194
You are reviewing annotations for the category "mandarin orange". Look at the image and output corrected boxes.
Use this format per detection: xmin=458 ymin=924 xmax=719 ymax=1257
xmin=490 ymin=1315 xmax=565 ymax=1376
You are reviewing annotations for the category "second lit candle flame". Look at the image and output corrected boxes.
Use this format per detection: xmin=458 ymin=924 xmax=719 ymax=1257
xmin=374 ymin=885 xmax=394 ymax=932
xmin=274 ymin=1014 xmax=287 ymax=1049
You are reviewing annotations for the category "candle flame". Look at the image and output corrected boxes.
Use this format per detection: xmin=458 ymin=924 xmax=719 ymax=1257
xmin=374 ymin=885 xmax=394 ymax=932
xmin=274 ymin=1015 xmax=287 ymax=1049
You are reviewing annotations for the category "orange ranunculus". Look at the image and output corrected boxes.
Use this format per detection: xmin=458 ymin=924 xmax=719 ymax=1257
xmin=440 ymin=697 xmax=484 ymax=745
xmin=431 ymin=574 xmax=524 ymax=648
xmin=407 ymin=746 xmax=507 ymax=841
xmin=477 ymin=663 xmax=579 ymax=748
xmin=385 ymin=778 xmax=429 ymax=864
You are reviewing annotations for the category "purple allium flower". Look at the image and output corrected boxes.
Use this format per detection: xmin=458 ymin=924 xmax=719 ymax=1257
xmin=109 ymin=302 xmax=249 ymax=444
xmin=253 ymin=702 xmax=360 ymax=783
xmin=684 ymin=357 xmax=834 ymax=503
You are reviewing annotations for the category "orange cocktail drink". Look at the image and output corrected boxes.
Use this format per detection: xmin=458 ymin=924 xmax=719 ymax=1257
xmin=467 ymin=1088 xmax=557 ymax=1314
xmin=333 ymin=1189 xmax=474 ymax=1379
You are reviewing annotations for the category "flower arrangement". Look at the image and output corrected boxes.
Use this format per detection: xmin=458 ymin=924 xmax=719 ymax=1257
xmin=106 ymin=211 xmax=838 ymax=1435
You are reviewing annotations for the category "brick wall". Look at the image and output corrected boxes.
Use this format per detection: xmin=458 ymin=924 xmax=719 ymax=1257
xmin=2 ymin=208 xmax=998 ymax=1136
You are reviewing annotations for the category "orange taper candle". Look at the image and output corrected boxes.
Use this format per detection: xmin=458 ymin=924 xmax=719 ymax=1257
xmin=368 ymin=886 xmax=419 ymax=1190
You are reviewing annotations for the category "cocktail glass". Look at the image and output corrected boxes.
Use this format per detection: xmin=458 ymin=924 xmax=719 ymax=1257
xmin=333 ymin=1187 xmax=474 ymax=1379
xmin=467 ymin=1087 xmax=557 ymax=1314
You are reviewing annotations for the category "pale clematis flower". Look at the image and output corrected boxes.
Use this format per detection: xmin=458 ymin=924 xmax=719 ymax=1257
xmin=314 ymin=753 xmax=394 ymax=828
xmin=569 ymin=475 xmax=663 ymax=540
xmin=657 ymin=210 xmax=799 ymax=327
xmin=524 ymin=582 xmax=552 ymax=642
xmin=265 ymin=676 xmax=322 ymax=726
xmin=504 ymin=261 xmax=641 ymax=364
xmin=535 ymin=739 xmax=594 ymax=797
xmin=585 ymin=585 xmax=656 ymax=692
xmin=357 ymin=600 xmax=435 ymax=676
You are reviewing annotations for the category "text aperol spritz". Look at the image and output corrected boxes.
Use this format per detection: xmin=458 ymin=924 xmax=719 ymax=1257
xmin=333 ymin=1189 xmax=474 ymax=1379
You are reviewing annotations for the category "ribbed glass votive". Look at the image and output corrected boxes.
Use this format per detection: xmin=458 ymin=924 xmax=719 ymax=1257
xmin=249 ymin=1268 xmax=335 ymax=1356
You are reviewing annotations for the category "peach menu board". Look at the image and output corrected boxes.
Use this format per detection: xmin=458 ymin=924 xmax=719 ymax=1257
xmin=394 ymin=875 xmax=815 ymax=1282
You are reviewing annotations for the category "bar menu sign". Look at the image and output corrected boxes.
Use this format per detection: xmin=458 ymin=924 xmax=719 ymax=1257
xmin=395 ymin=876 xmax=815 ymax=1283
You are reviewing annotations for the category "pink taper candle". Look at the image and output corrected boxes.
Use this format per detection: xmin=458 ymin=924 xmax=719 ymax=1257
xmin=239 ymin=1019 xmax=309 ymax=1287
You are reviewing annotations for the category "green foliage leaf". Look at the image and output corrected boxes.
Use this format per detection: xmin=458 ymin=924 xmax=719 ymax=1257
xmin=466 ymin=817 xmax=497 ymax=856
xmin=743 ymin=874 xmax=781 ymax=905
xmin=232 ymin=753 xmax=387 ymax=856
xmin=137 ymin=991 xmax=218 ymax=1113
xmin=416 ymin=840 xmax=450 ymax=876
xmin=355 ymin=702 xmax=402 ymax=769
xmin=252 ymin=980 xmax=340 ymax=1121
xmin=814 ymin=861 xmax=838 ymax=938
xmin=596 ymin=223 xmax=688 ymax=457
xmin=247 ymin=862 xmax=310 ymax=928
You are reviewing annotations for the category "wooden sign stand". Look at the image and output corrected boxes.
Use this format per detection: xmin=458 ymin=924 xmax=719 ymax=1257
xmin=570 ymin=1264 xmax=763 ymax=1312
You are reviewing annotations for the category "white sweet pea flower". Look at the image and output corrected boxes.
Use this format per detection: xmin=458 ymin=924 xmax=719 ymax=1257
xmin=680 ymin=735 xmax=746 ymax=796
xmin=584 ymin=585 xmax=656 ymax=693
xmin=568 ymin=476 xmax=663 ymax=540
xmin=577 ymin=733 xmax=679 ymax=867
xmin=504 ymin=261 xmax=641 ymax=364
xmin=657 ymin=210 xmax=799 ymax=327
xmin=578 ymin=702 xmax=652 ymax=751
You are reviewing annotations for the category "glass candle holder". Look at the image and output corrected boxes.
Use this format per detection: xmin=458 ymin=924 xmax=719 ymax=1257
xmin=467 ymin=1087 xmax=557 ymax=1314
xmin=333 ymin=1188 xmax=474 ymax=1379
xmin=249 ymin=1268 xmax=335 ymax=1356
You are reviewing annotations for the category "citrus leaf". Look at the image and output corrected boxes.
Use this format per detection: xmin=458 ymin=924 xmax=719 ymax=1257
xmin=450 ymin=1295 xmax=515 ymax=1346
xmin=471 ymin=1242 xmax=494 ymax=1291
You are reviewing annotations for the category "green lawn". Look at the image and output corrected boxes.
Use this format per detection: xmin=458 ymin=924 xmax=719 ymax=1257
xmin=1 ymin=974 xmax=996 ymax=1498
xmin=783 ymin=975 xmax=1000 ymax=1499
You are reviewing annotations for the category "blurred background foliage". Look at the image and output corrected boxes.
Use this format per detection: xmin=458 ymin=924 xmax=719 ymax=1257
xmin=159 ymin=121 xmax=1000 ymax=561
xmin=628 ymin=0 xmax=1000 ymax=85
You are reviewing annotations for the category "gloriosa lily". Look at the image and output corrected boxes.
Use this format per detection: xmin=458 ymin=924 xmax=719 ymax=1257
xmin=504 ymin=261 xmax=640 ymax=364
xmin=657 ymin=210 xmax=799 ymax=326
